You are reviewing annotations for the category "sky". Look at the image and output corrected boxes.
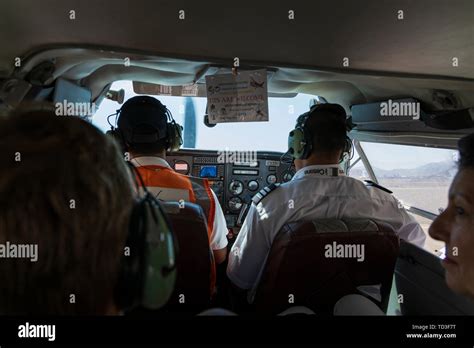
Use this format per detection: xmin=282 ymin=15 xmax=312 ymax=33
xmin=92 ymin=81 xmax=457 ymax=170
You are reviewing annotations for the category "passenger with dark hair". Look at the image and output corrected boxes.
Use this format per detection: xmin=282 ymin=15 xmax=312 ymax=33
xmin=227 ymin=103 xmax=425 ymax=295
xmin=0 ymin=109 xmax=134 ymax=314
xmin=429 ymin=133 xmax=474 ymax=299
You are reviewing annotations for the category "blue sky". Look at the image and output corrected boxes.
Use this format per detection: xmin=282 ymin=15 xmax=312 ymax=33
xmin=92 ymin=81 xmax=457 ymax=170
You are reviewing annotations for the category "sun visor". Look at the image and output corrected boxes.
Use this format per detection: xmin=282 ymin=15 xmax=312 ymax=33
xmin=133 ymin=81 xmax=205 ymax=97
xmin=52 ymin=78 xmax=95 ymax=121
xmin=351 ymin=98 xmax=474 ymax=132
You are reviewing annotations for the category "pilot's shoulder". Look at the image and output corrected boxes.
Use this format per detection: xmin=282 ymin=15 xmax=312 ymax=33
xmin=363 ymin=180 xmax=393 ymax=194
xmin=252 ymin=183 xmax=281 ymax=205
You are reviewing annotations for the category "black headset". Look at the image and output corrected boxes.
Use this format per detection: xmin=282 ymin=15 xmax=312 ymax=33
xmin=114 ymin=163 xmax=178 ymax=312
xmin=287 ymin=103 xmax=353 ymax=162
xmin=107 ymin=96 xmax=183 ymax=153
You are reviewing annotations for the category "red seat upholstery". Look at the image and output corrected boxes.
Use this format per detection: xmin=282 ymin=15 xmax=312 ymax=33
xmin=253 ymin=218 xmax=400 ymax=314
xmin=161 ymin=201 xmax=213 ymax=312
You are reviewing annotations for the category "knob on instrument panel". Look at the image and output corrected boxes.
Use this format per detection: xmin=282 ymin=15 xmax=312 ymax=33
xmin=266 ymin=174 xmax=277 ymax=185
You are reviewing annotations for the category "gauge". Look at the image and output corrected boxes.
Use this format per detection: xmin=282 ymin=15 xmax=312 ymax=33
xmin=266 ymin=174 xmax=277 ymax=185
xmin=228 ymin=180 xmax=244 ymax=195
xmin=247 ymin=180 xmax=259 ymax=191
xmin=282 ymin=172 xmax=294 ymax=182
xmin=228 ymin=197 xmax=243 ymax=212
xmin=173 ymin=160 xmax=189 ymax=175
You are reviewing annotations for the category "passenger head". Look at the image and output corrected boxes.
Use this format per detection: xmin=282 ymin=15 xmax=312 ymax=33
xmin=117 ymin=96 xmax=170 ymax=157
xmin=0 ymin=109 xmax=134 ymax=314
xmin=429 ymin=133 xmax=474 ymax=298
xmin=292 ymin=104 xmax=349 ymax=170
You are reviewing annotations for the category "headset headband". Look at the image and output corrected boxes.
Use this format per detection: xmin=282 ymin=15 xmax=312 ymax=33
xmin=108 ymin=96 xmax=183 ymax=152
xmin=288 ymin=103 xmax=351 ymax=160
xmin=117 ymin=97 xmax=172 ymax=143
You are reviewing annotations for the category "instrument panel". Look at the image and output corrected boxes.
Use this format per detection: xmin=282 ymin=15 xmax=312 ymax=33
xmin=166 ymin=150 xmax=295 ymax=228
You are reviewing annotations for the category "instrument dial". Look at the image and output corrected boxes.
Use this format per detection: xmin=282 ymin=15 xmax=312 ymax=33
xmin=229 ymin=180 xmax=244 ymax=195
xmin=228 ymin=197 xmax=243 ymax=212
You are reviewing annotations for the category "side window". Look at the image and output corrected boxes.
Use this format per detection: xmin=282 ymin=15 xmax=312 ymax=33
xmin=350 ymin=142 xmax=458 ymax=256
xmin=347 ymin=153 xmax=371 ymax=181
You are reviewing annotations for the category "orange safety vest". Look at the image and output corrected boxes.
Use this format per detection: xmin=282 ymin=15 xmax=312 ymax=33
xmin=134 ymin=163 xmax=217 ymax=293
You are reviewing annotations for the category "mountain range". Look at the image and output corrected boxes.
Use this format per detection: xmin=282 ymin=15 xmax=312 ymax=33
xmin=351 ymin=160 xmax=457 ymax=179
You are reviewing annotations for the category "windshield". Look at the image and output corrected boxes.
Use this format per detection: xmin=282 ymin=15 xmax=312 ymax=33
xmin=92 ymin=81 xmax=315 ymax=152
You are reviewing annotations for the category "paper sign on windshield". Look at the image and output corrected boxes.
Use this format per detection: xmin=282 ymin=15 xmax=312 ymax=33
xmin=205 ymin=69 xmax=268 ymax=124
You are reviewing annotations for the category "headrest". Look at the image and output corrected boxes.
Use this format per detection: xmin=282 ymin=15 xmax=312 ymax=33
xmin=160 ymin=201 xmax=206 ymax=221
xmin=310 ymin=219 xmax=383 ymax=234
xmin=281 ymin=218 xmax=396 ymax=240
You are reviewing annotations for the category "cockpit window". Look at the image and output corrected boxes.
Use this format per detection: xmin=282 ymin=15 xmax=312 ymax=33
xmin=92 ymin=80 xmax=315 ymax=152
xmin=351 ymin=141 xmax=458 ymax=256
xmin=358 ymin=142 xmax=458 ymax=216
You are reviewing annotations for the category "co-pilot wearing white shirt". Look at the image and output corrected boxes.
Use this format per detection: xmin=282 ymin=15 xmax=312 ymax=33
xmin=227 ymin=103 xmax=426 ymax=294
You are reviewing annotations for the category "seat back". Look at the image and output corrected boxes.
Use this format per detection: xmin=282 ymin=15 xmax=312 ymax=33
xmin=254 ymin=218 xmax=400 ymax=314
xmin=128 ymin=201 xmax=213 ymax=316
xmin=161 ymin=201 xmax=213 ymax=312
xmin=391 ymin=240 xmax=474 ymax=315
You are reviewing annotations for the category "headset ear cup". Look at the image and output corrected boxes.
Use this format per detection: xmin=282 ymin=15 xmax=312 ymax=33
xmin=339 ymin=137 xmax=353 ymax=163
xmin=166 ymin=123 xmax=183 ymax=152
xmin=345 ymin=137 xmax=352 ymax=157
xmin=140 ymin=196 xmax=177 ymax=309
xmin=340 ymin=152 xmax=349 ymax=163
xmin=288 ymin=128 xmax=310 ymax=160
xmin=288 ymin=112 xmax=312 ymax=160
xmin=116 ymin=195 xmax=177 ymax=312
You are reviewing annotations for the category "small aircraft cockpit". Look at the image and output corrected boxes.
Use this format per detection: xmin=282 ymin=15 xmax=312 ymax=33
xmin=0 ymin=0 xmax=473 ymax=345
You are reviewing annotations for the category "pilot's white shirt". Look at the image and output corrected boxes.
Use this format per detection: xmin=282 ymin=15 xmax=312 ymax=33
xmin=227 ymin=164 xmax=426 ymax=293
xmin=131 ymin=156 xmax=228 ymax=251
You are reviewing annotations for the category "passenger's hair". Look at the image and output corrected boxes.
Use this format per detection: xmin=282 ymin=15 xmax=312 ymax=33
xmin=458 ymin=133 xmax=474 ymax=169
xmin=0 ymin=109 xmax=134 ymax=315
xmin=306 ymin=109 xmax=348 ymax=154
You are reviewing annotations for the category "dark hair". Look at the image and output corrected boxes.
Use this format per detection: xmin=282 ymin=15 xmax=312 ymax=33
xmin=0 ymin=109 xmax=134 ymax=314
xmin=305 ymin=109 xmax=348 ymax=154
xmin=458 ymin=133 xmax=474 ymax=169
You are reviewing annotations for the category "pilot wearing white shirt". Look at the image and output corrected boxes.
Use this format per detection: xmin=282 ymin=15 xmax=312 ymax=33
xmin=227 ymin=103 xmax=426 ymax=294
